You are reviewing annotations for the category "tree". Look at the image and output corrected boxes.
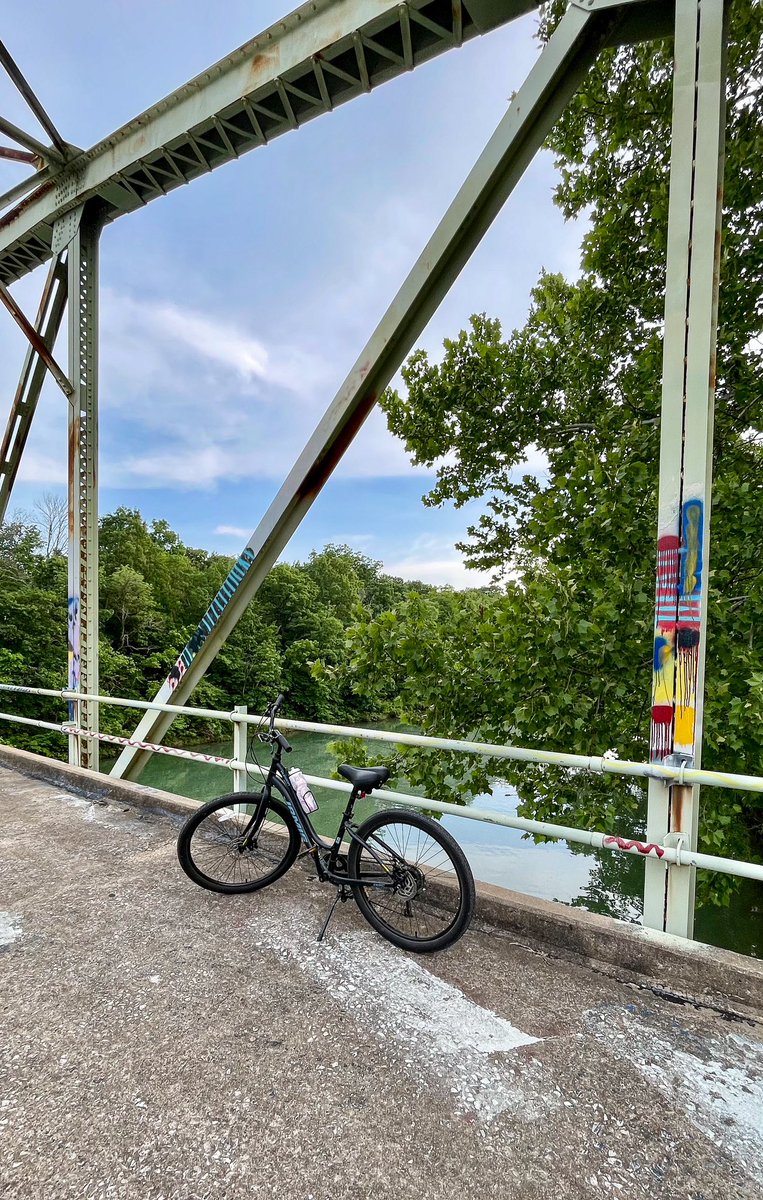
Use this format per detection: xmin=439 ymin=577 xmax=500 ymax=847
xmin=101 ymin=565 xmax=159 ymax=651
xmin=359 ymin=0 xmax=763 ymax=878
xmin=0 ymin=518 xmax=40 ymax=586
xmin=304 ymin=545 xmax=363 ymax=624
xmin=33 ymin=492 xmax=67 ymax=558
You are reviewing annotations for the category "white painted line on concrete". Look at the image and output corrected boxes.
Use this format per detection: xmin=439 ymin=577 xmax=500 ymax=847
xmin=252 ymin=903 xmax=552 ymax=1123
xmin=58 ymin=793 xmax=112 ymax=824
xmin=587 ymin=1006 xmax=763 ymax=1187
xmin=0 ymin=911 xmax=22 ymax=947
xmin=56 ymin=791 xmax=149 ymax=836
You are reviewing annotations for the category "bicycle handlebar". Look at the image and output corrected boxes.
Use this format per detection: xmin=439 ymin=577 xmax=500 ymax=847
xmin=267 ymin=693 xmax=285 ymax=734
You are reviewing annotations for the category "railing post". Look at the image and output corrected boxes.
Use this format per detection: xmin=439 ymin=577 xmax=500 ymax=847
xmin=644 ymin=0 xmax=727 ymax=936
xmin=232 ymin=705 xmax=248 ymax=793
xmin=62 ymin=716 xmax=78 ymax=766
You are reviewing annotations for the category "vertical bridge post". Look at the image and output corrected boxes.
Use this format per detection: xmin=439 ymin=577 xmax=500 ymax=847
xmin=67 ymin=206 xmax=101 ymax=770
xmin=644 ymin=0 xmax=727 ymax=936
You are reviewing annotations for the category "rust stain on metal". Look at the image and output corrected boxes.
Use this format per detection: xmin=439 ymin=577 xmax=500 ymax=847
xmin=671 ymin=787 xmax=685 ymax=834
xmin=0 ymin=145 xmax=38 ymax=166
xmin=0 ymin=281 xmax=73 ymax=396
xmin=708 ymin=353 xmax=717 ymax=390
xmin=249 ymin=46 xmax=281 ymax=82
xmin=0 ymin=178 xmax=55 ymax=231
xmin=299 ymin=393 xmax=377 ymax=503
xmin=67 ymin=422 xmax=77 ymax=538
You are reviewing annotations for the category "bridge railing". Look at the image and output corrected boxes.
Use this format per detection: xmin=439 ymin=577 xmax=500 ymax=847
xmin=1 ymin=682 xmax=762 ymax=896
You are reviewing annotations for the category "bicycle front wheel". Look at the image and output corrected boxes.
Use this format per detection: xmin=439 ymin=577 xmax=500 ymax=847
xmin=177 ymin=791 xmax=300 ymax=894
xmin=348 ymin=810 xmax=475 ymax=953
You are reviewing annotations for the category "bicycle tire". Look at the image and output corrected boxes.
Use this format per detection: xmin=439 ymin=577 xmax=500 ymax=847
xmin=177 ymin=790 xmax=300 ymax=895
xmin=348 ymin=809 xmax=475 ymax=953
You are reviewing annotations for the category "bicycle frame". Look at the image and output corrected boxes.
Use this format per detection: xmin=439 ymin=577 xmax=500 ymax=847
xmin=246 ymin=735 xmax=401 ymax=890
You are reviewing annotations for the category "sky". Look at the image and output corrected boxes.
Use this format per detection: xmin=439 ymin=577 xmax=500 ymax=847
xmin=1 ymin=0 xmax=585 ymax=588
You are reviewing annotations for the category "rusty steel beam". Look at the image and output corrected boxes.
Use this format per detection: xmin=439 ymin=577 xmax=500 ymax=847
xmin=0 ymin=254 xmax=67 ymax=521
xmin=0 ymin=39 xmax=69 ymax=159
xmin=0 ymin=162 xmax=53 ymax=214
xmin=0 ymin=277 xmax=73 ymax=396
xmin=0 ymin=114 xmax=64 ymax=167
xmin=66 ymin=208 xmax=101 ymax=770
xmin=0 ymin=145 xmax=38 ymax=166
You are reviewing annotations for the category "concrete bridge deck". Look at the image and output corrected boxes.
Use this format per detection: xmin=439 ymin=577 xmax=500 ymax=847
xmin=2 ymin=755 xmax=763 ymax=1200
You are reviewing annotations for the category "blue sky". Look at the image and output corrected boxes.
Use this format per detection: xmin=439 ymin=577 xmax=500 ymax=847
xmin=1 ymin=0 xmax=584 ymax=587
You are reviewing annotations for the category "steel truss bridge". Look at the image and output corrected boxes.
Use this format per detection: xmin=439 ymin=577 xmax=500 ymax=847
xmin=0 ymin=0 xmax=732 ymax=940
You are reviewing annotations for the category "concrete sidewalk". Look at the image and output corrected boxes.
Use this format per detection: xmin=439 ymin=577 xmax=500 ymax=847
xmin=2 ymin=763 xmax=763 ymax=1200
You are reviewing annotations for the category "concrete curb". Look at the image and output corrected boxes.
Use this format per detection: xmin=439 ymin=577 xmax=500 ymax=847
xmin=473 ymin=879 xmax=763 ymax=1018
xmin=0 ymin=742 xmax=199 ymax=821
xmin=2 ymin=742 xmax=762 ymax=1017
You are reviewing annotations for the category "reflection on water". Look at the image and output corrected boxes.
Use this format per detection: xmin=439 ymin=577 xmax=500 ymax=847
xmin=108 ymin=728 xmax=762 ymax=958
xmin=439 ymin=784 xmax=596 ymax=904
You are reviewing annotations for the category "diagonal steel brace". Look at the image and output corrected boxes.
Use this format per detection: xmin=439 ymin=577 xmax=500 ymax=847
xmin=0 ymin=278 xmax=73 ymax=397
xmin=112 ymin=0 xmax=653 ymax=781
xmin=0 ymin=254 xmax=68 ymax=521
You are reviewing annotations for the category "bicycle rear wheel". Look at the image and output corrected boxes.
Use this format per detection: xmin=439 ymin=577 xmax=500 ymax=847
xmin=348 ymin=809 xmax=475 ymax=953
xmin=177 ymin=791 xmax=300 ymax=894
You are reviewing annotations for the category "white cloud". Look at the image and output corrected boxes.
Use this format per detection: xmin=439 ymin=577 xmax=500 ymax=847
xmin=0 ymin=6 xmax=583 ymax=516
xmin=16 ymin=450 xmax=67 ymax=486
xmin=214 ymin=524 xmax=250 ymax=537
xmin=101 ymin=290 xmax=335 ymax=404
xmin=148 ymin=302 xmax=270 ymax=381
xmin=92 ymin=287 xmax=435 ymax=488
xmin=382 ymin=532 xmax=495 ymax=589
xmin=518 ymin=443 xmax=550 ymax=477
xmin=383 ymin=556 xmax=495 ymax=589
xmin=123 ymin=445 xmax=228 ymax=488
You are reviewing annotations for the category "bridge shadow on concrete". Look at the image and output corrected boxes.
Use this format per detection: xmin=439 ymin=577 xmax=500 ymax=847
xmin=2 ymin=759 xmax=763 ymax=1200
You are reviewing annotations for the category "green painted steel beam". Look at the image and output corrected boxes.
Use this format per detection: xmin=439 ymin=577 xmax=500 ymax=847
xmin=112 ymin=0 xmax=658 ymax=783
xmin=0 ymin=0 xmax=544 ymax=286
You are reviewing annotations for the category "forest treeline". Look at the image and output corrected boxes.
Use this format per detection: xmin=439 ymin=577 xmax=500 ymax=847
xmin=0 ymin=501 xmax=471 ymax=753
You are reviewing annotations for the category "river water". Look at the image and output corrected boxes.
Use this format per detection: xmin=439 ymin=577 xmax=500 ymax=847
xmin=127 ymin=729 xmax=762 ymax=959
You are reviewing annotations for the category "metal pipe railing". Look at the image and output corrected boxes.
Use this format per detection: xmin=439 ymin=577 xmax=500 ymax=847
xmin=1 ymin=681 xmax=763 ymax=794
xmin=1 ymin=682 xmax=763 ymax=886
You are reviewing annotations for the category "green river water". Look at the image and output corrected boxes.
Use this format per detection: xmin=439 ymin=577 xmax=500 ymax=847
xmin=123 ymin=729 xmax=762 ymax=959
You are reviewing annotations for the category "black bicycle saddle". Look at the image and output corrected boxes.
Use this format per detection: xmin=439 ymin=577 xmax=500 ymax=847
xmin=338 ymin=764 xmax=390 ymax=792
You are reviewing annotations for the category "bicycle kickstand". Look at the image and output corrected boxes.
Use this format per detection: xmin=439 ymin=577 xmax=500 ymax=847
xmin=317 ymin=886 xmax=350 ymax=943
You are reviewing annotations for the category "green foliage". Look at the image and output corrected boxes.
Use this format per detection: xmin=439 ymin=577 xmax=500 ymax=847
xmin=101 ymin=565 xmax=159 ymax=650
xmin=0 ymin=512 xmax=432 ymax=758
xmin=364 ymin=2 xmax=763 ymax=882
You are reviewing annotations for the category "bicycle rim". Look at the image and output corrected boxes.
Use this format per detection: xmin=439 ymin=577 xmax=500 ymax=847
xmin=349 ymin=811 xmax=474 ymax=951
xmin=177 ymin=793 xmax=299 ymax=894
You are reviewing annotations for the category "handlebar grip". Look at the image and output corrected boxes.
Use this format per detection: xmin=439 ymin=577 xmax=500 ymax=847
xmin=268 ymin=693 xmax=285 ymax=733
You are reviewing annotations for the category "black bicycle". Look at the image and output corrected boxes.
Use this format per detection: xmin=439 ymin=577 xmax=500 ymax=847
xmin=176 ymin=695 xmax=475 ymax=953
